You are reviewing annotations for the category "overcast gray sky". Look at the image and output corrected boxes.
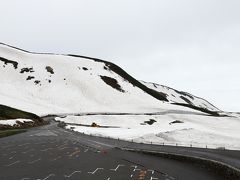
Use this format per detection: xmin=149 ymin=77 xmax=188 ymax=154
xmin=0 ymin=0 xmax=240 ymax=111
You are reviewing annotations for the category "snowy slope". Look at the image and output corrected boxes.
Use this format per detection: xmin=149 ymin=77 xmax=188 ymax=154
xmin=56 ymin=114 xmax=240 ymax=150
xmin=141 ymin=81 xmax=220 ymax=112
xmin=0 ymin=43 xmax=200 ymax=116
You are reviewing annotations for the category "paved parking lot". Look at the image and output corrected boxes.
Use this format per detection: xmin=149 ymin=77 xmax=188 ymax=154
xmin=0 ymin=121 xmax=225 ymax=180
xmin=0 ymin=127 xmax=171 ymax=180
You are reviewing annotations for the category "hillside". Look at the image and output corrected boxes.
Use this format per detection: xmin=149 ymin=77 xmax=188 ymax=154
xmin=141 ymin=81 xmax=220 ymax=114
xmin=0 ymin=43 xmax=221 ymax=116
xmin=0 ymin=104 xmax=44 ymax=129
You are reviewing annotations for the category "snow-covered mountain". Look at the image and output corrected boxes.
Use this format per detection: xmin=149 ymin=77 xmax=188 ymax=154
xmin=1 ymin=43 xmax=239 ymax=149
xmin=0 ymin=43 xmax=220 ymax=116
xmin=141 ymin=81 xmax=220 ymax=112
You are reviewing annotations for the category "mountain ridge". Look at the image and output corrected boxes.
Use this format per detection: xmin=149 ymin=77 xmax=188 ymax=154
xmin=0 ymin=42 xmax=221 ymax=116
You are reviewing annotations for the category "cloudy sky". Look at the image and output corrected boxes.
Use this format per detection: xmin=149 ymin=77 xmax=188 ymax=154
xmin=0 ymin=0 xmax=240 ymax=111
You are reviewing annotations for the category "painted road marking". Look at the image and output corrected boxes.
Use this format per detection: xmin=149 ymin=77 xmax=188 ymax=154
xmin=68 ymin=148 xmax=81 ymax=157
xmin=18 ymin=143 xmax=30 ymax=147
xmin=21 ymin=178 xmax=31 ymax=180
xmin=131 ymin=165 xmax=141 ymax=172
xmin=64 ymin=170 xmax=81 ymax=178
xmin=150 ymin=177 xmax=158 ymax=180
xmin=87 ymin=139 xmax=114 ymax=148
xmin=37 ymin=173 xmax=55 ymax=180
xmin=50 ymin=156 xmax=62 ymax=161
xmin=28 ymin=158 xmax=41 ymax=164
xmin=9 ymin=151 xmax=17 ymax=155
xmin=147 ymin=170 xmax=155 ymax=175
xmin=110 ymin=164 xmax=124 ymax=171
xmin=41 ymin=148 xmax=53 ymax=152
xmin=57 ymin=143 xmax=68 ymax=149
xmin=59 ymin=146 xmax=69 ymax=150
xmin=9 ymin=156 xmax=14 ymax=160
xmin=22 ymin=149 xmax=34 ymax=154
xmin=84 ymin=149 xmax=89 ymax=152
xmin=106 ymin=178 xmax=110 ymax=180
xmin=88 ymin=168 xmax=104 ymax=174
xmin=5 ymin=160 xmax=20 ymax=167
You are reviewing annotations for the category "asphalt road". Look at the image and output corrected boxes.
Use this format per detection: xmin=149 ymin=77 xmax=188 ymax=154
xmin=0 ymin=120 xmax=233 ymax=180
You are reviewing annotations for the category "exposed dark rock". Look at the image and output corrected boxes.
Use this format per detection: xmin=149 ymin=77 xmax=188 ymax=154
xmin=34 ymin=80 xmax=40 ymax=85
xmin=172 ymin=103 xmax=220 ymax=116
xmin=176 ymin=90 xmax=194 ymax=100
xmin=144 ymin=119 xmax=157 ymax=125
xmin=91 ymin=122 xmax=100 ymax=127
xmin=100 ymin=76 xmax=125 ymax=93
xmin=20 ymin=67 xmax=34 ymax=73
xmin=46 ymin=66 xmax=54 ymax=74
xmin=82 ymin=67 xmax=88 ymax=71
xmin=26 ymin=76 xmax=35 ymax=80
xmin=180 ymin=96 xmax=193 ymax=105
xmin=169 ymin=120 xmax=184 ymax=125
xmin=0 ymin=57 xmax=18 ymax=69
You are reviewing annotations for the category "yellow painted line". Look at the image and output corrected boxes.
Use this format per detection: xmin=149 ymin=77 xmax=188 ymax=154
xmin=68 ymin=149 xmax=81 ymax=157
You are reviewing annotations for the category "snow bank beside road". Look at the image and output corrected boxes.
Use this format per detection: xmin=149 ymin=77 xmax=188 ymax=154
xmin=0 ymin=119 xmax=33 ymax=126
xmin=56 ymin=114 xmax=240 ymax=150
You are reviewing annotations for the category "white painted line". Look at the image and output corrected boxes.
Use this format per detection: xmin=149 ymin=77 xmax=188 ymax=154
xmin=133 ymin=168 xmax=141 ymax=172
xmin=88 ymin=168 xmax=104 ymax=174
xmin=150 ymin=177 xmax=158 ymax=180
xmin=21 ymin=178 xmax=31 ymax=180
xmin=18 ymin=143 xmax=30 ymax=147
xmin=147 ymin=170 xmax=155 ymax=175
xmin=59 ymin=147 xmax=68 ymax=150
xmin=50 ymin=156 xmax=62 ymax=161
xmin=84 ymin=149 xmax=89 ymax=153
xmin=57 ymin=143 xmax=68 ymax=149
xmin=5 ymin=160 xmax=20 ymax=167
xmin=88 ymin=140 xmax=113 ymax=148
xmin=28 ymin=158 xmax=41 ymax=164
xmin=9 ymin=156 xmax=14 ymax=160
xmin=22 ymin=149 xmax=34 ymax=154
xmin=41 ymin=148 xmax=53 ymax=152
xmin=131 ymin=165 xmax=141 ymax=172
xmin=110 ymin=164 xmax=124 ymax=171
xmin=106 ymin=178 xmax=110 ymax=180
xmin=64 ymin=170 xmax=81 ymax=178
xmin=37 ymin=173 xmax=55 ymax=180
